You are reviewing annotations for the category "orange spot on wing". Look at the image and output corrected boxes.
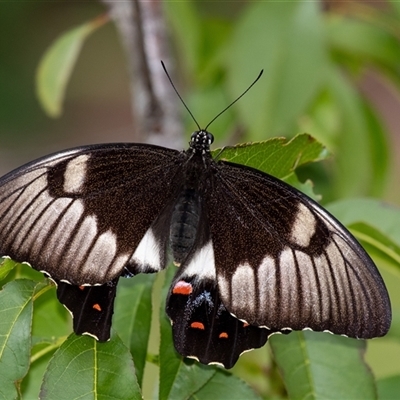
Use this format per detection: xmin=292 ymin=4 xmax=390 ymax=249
xmin=243 ymin=322 xmax=249 ymax=328
xmin=219 ymin=332 xmax=229 ymax=339
xmin=79 ymin=286 xmax=85 ymax=291
xmin=93 ymin=303 xmax=102 ymax=312
xmin=172 ymin=280 xmax=193 ymax=295
xmin=190 ymin=322 xmax=205 ymax=330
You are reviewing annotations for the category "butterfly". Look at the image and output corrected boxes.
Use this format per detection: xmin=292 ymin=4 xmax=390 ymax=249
xmin=0 ymin=128 xmax=392 ymax=368
xmin=0 ymin=63 xmax=392 ymax=368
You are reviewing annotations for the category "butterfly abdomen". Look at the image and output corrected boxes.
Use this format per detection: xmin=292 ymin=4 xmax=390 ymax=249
xmin=170 ymin=187 xmax=201 ymax=266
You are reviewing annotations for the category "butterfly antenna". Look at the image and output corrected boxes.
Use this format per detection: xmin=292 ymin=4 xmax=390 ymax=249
xmin=161 ymin=61 xmax=201 ymax=131
xmin=204 ymin=69 xmax=264 ymax=131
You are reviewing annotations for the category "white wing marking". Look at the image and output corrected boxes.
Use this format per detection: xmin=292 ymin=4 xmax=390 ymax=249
xmin=181 ymin=241 xmax=216 ymax=280
xmin=130 ymin=228 xmax=162 ymax=272
xmin=290 ymin=203 xmax=316 ymax=247
xmin=63 ymin=154 xmax=90 ymax=194
xmin=257 ymin=255 xmax=276 ymax=319
xmin=231 ymin=263 xmax=256 ymax=316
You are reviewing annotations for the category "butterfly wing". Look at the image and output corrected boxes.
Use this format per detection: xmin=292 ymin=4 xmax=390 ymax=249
xmin=0 ymin=143 xmax=183 ymax=285
xmin=207 ymin=160 xmax=391 ymax=338
xmin=167 ymin=275 xmax=277 ymax=369
xmin=56 ymin=278 xmax=119 ymax=341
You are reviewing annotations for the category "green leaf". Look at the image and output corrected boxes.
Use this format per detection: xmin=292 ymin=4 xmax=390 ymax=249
xmin=159 ymin=266 xmax=215 ymax=400
xmin=113 ymin=274 xmax=155 ymax=387
xmin=31 ymin=284 xmax=70 ymax=339
xmin=377 ymin=375 xmax=400 ymax=399
xmin=36 ymin=15 xmax=108 ymax=118
xmin=190 ymin=368 xmax=262 ymax=400
xmin=21 ymin=345 xmax=58 ymax=400
xmin=0 ymin=258 xmax=18 ymax=281
xmin=213 ymin=134 xmax=328 ymax=199
xmin=226 ymin=1 xmax=328 ymax=138
xmin=40 ymin=333 xmax=141 ymax=400
xmin=0 ymin=280 xmax=39 ymax=400
xmin=214 ymin=134 xmax=328 ymax=180
xmin=270 ymin=331 xmax=377 ymax=400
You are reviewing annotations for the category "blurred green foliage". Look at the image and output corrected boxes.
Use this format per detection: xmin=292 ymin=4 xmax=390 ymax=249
xmin=1 ymin=1 xmax=400 ymax=399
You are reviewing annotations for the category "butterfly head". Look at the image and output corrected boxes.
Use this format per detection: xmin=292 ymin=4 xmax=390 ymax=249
xmin=190 ymin=130 xmax=214 ymax=154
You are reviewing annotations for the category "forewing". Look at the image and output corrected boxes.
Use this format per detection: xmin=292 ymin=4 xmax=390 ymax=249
xmin=0 ymin=143 xmax=183 ymax=284
xmin=208 ymin=161 xmax=391 ymax=339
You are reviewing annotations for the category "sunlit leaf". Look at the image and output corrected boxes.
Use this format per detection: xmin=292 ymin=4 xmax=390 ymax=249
xmin=0 ymin=258 xmax=18 ymax=281
xmin=191 ymin=368 xmax=262 ymax=400
xmin=40 ymin=333 xmax=140 ymax=400
xmin=0 ymin=280 xmax=40 ymax=399
xmin=215 ymin=133 xmax=328 ymax=179
xmin=270 ymin=331 xmax=377 ymax=399
xmin=214 ymin=133 xmax=328 ymax=199
xmin=113 ymin=274 xmax=155 ymax=387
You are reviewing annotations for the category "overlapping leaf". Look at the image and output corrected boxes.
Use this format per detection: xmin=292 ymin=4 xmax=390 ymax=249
xmin=40 ymin=334 xmax=140 ymax=400
xmin=0 ymin=280 xmax=41 ymax=399
xmin=270 ymin=331 xmax=377 ymax=400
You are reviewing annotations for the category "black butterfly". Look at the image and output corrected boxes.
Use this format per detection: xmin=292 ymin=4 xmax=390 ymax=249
xmin=0 ymin=127 xmax=392 ymax=368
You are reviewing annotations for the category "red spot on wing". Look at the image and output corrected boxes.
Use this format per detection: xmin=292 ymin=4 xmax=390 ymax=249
xmin=93 ymin=303 xmax=102 ymax=312
xmin=190 ymin=322 xmax=205 ymax=330
xmin=79 ymin=286 xmax=85 ymax=291
xmin=243 ymin=322 xmax=250 ymax=328
xmin=172 ymin=280 xmax=193 ymax=295
xmin=219 ymin=332 xmax=229 ymax=339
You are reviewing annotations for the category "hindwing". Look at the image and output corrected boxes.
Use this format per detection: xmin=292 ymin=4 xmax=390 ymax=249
xmin=167 ymin=274 xmax=280 ymax=369
xmin=56 ymin=278 xmax=119 ymax=341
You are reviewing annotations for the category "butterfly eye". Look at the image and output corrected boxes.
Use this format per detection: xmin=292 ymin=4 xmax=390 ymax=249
xmin=206 ymin=132 xmax=214 ymax=145
xmin=190 ymin=131 xmax=199 ymax=142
